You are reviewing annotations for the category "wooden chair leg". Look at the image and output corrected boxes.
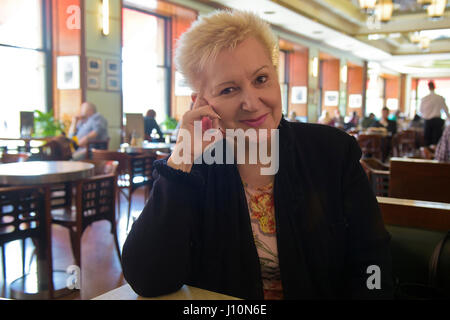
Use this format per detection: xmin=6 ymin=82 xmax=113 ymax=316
xmin=1 ymin=244 xmax=6 ymax=281
xmin=126 ymin=189 xmax=132 ymax=232
xmin=22 ymin=239 xmax=26 ymax=276
xmin=69 ymin=227 xmax=81 ymax=269
xmin=111 ymin=222 xmax=122 ymax=262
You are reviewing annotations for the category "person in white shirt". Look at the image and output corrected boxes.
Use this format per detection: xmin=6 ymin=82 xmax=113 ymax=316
xmin=419 ymin=81 xmax=449 ymax=146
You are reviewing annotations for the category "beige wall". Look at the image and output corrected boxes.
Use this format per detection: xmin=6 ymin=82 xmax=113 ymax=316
xmin=84 ymin=0 xmax=122 ymax=150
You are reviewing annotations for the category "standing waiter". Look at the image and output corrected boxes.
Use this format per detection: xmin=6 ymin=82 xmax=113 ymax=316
xmin=420 ymin=80 xmax=449 ymax=146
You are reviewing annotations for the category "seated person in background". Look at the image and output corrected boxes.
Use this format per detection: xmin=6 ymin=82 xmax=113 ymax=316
xmin=330 ymin=109 xmax=345 ymax=129
xmin=372 ymin=107 xmax=397 ymax=136
xmin=344 ymin=111 xmax=359 ymax=131
xmin=434 ymin=124 xmax=450 ymax=162
xmin=361 ymin=113 xmax=377 ymax=129
xmin=318 ymin=110 xmax=333 ymax=126
xmin=288 ymin=111 xmax=299 ymax=122
xmin=144 ymin=109 xmax=164 ymax=142
xmin=68 ymin=102 xmax=109 ymax=160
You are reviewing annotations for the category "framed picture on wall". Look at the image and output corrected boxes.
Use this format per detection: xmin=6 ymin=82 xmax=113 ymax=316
xmin=106 ymin=76 xmax=120 ymax=91
xmin=87 ymin=74 xmax=101 ymax=89
xmin=291 ymin=86 xmax=307 ymax=104
xmin=87 ymin=57 xmax=102 ymax=73
xmin=106 ymin=59 xmax=120 ymax=75
xmin=324 ymin=91 xmax=339 ymax=106
xmin=56 ymin=56 xmax=80 ymax=90
xmin=349 ymin=94 xmax=362 ymax=108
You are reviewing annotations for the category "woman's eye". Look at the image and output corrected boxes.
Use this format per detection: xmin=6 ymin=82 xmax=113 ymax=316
xmin=220 ymin=87 xmax=236 ymax=95
xmin=255 ymin=75 xmax=268 ymax=84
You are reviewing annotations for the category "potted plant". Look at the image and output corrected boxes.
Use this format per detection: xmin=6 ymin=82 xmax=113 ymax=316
xmin=33 ymin=110 xmax=65 ymax=137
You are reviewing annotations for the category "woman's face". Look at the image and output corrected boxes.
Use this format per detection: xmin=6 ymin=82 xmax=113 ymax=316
xmin=198 ymin=37 xmax=282 ymax=137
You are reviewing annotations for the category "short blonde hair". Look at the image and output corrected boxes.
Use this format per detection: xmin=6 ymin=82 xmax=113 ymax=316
xmin=175 ymin=10 xmax=279 ymax=91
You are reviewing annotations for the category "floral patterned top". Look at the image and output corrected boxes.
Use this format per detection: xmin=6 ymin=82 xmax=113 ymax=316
xmin=243 ymin=181 xmax=284 ymax=300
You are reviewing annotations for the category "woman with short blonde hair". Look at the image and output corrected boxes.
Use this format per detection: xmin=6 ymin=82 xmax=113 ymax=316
xmin=122 ymin=9 xmax=393 ymax=300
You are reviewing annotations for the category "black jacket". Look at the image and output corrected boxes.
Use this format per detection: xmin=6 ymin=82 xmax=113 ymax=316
xmin=122 ymin=118 xmax=393 ymax=300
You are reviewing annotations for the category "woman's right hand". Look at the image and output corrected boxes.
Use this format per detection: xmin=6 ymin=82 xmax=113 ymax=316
xmin=167 ymin=94 xmax=221 ymax=173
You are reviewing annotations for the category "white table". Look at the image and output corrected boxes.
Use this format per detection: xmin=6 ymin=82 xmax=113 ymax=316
xmin=93 ymin=284 xmax=240 ymax=300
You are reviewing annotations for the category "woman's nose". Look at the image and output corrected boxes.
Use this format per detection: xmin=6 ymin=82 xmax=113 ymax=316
xmin=240 ymin=88 xmax=261 ymax=113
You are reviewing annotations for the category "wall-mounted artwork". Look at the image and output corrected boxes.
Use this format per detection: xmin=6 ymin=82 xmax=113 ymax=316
xmin=349 ymin=94 xmax=362 ymax=108
xmin=57 ymin=56 xmax=80 ymax=90
xmin=87 ymin=57 xmax=102 ymax=73
xmin=106 ymin=59 xmax=120 ymax=75
xmin=87 ymin=74 xmax=101 ymax=90
xmin=106 ymin=76 xmax=120 ymax=91
xmin=324 ymin=91 xmax=339 ymax=107
xmin=291 ymin=86 xmax=307 ymax=104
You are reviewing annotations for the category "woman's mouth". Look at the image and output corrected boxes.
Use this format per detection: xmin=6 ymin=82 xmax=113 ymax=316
xmin=240 ymin=113 xmax=269 ymax=128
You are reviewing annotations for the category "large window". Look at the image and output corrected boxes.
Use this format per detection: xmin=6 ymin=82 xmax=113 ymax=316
xmin=0 ymin=0 xmax=47 ymax=138
xmin=122 ymin=8 xmax=169 ymax=124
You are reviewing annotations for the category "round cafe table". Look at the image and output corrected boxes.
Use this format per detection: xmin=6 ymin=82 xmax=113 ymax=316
xmin=118 ymin=141 xmax=174 ymax=155
xmin=0 ymin=161 xmax=95 ymax=299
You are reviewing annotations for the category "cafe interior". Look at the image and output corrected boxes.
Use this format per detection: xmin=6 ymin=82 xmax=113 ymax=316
xmin=0 ymin=0 xmax=449 ymax=300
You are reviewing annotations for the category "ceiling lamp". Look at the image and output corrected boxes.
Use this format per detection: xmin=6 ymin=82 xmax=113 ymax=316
xmin=427 ymin=0 xmax=447 ymax=20
xmin=358 ymin=0 xmax=377 ymax=13
xmin=375 ymin=0 xmax=394 ymax=23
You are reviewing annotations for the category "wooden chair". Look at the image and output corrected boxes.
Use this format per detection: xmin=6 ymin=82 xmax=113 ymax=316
xmin=357 ymin=134 xmax=383 ymax=161
xmin=392 ymin=130 xmax=416 ymax=158
xmin=360 ymin=158 xmax=390 ymax=196
xmin=0 ymin=185 xmax=53 ymax=298
xmin=1 ymin=152 xmax=30 ymax=163
xmin=51 ymin=160 xmax=121 ymax=268
xmin=90 ymin=149 xmax=156 ymax=231
xmin=86 ymin=138 xmax=110 ymax=159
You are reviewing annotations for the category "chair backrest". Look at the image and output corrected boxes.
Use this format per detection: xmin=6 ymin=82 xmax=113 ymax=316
xmin=37 ymin=136 xmax=73 ymax=161
xmin=80 ymin=159 xmax=119 ymax=176
xmin=0 ymin=185 xmax=48 ymax=245
xmin=90 ymin=149 xmax=130 ymax=174
xmin=76 ymin=163 xmax=118 ymax=231
xmin=86 ymin=139 xmax=110 ymax=159
xmin=1 ymin=152 xmax=30 ymax=163
xmin=129 ymin=153 xmax=156 ymax=190
xmin=429 ymin=232 xmax=450 ymax=295
xmin=360 ymin=158 xmax=390 ymax=196
xmin=392 ymin=130 xmax=416 ymax=157
xmin=357 ymin=134 xmax=383 ymax=161
xmin=388 ymin=157 xmax=450 ymax=203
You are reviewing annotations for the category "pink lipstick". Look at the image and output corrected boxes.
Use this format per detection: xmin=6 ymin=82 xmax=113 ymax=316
xmin=240 ymin=113 xmax=269 ymax=128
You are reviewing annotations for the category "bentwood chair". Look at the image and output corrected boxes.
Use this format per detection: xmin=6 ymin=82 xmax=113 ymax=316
xmin=90 ymin=149 xmax=156 ymax=231
xmin=86 ymin=138 xmax=110 ymax=159
xmin=0 ymin=185 xmax=53 ymax=298
xmin=51 ymin=160 xmax=121 ymax=269
xmin=360 ymin=158 xmax=390 ymax=197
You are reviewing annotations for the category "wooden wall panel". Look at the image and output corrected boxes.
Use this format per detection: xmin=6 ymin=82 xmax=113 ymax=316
xmin=288 ymin=49 xmax=309 ymax=117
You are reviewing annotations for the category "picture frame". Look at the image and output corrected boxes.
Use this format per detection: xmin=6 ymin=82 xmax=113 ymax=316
xmin=106 ymin=59 xmax=120 ymax=75
xmin=56 ymin=55 xmax=80 ymax=90
xmin=348 ymin=94 xmax=362 ymax=108
xmin=106 ymin=76 xmax=120 ymax=91
xmin=291 ymin=86 xmax=307 ymax=104
xmin=87 ymin=74 xmax=101 ymax=90
xmin=87 ymin=57 xmax=102 ymax=73
xmin=324 ymin=91 xmax=339 ymax=107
